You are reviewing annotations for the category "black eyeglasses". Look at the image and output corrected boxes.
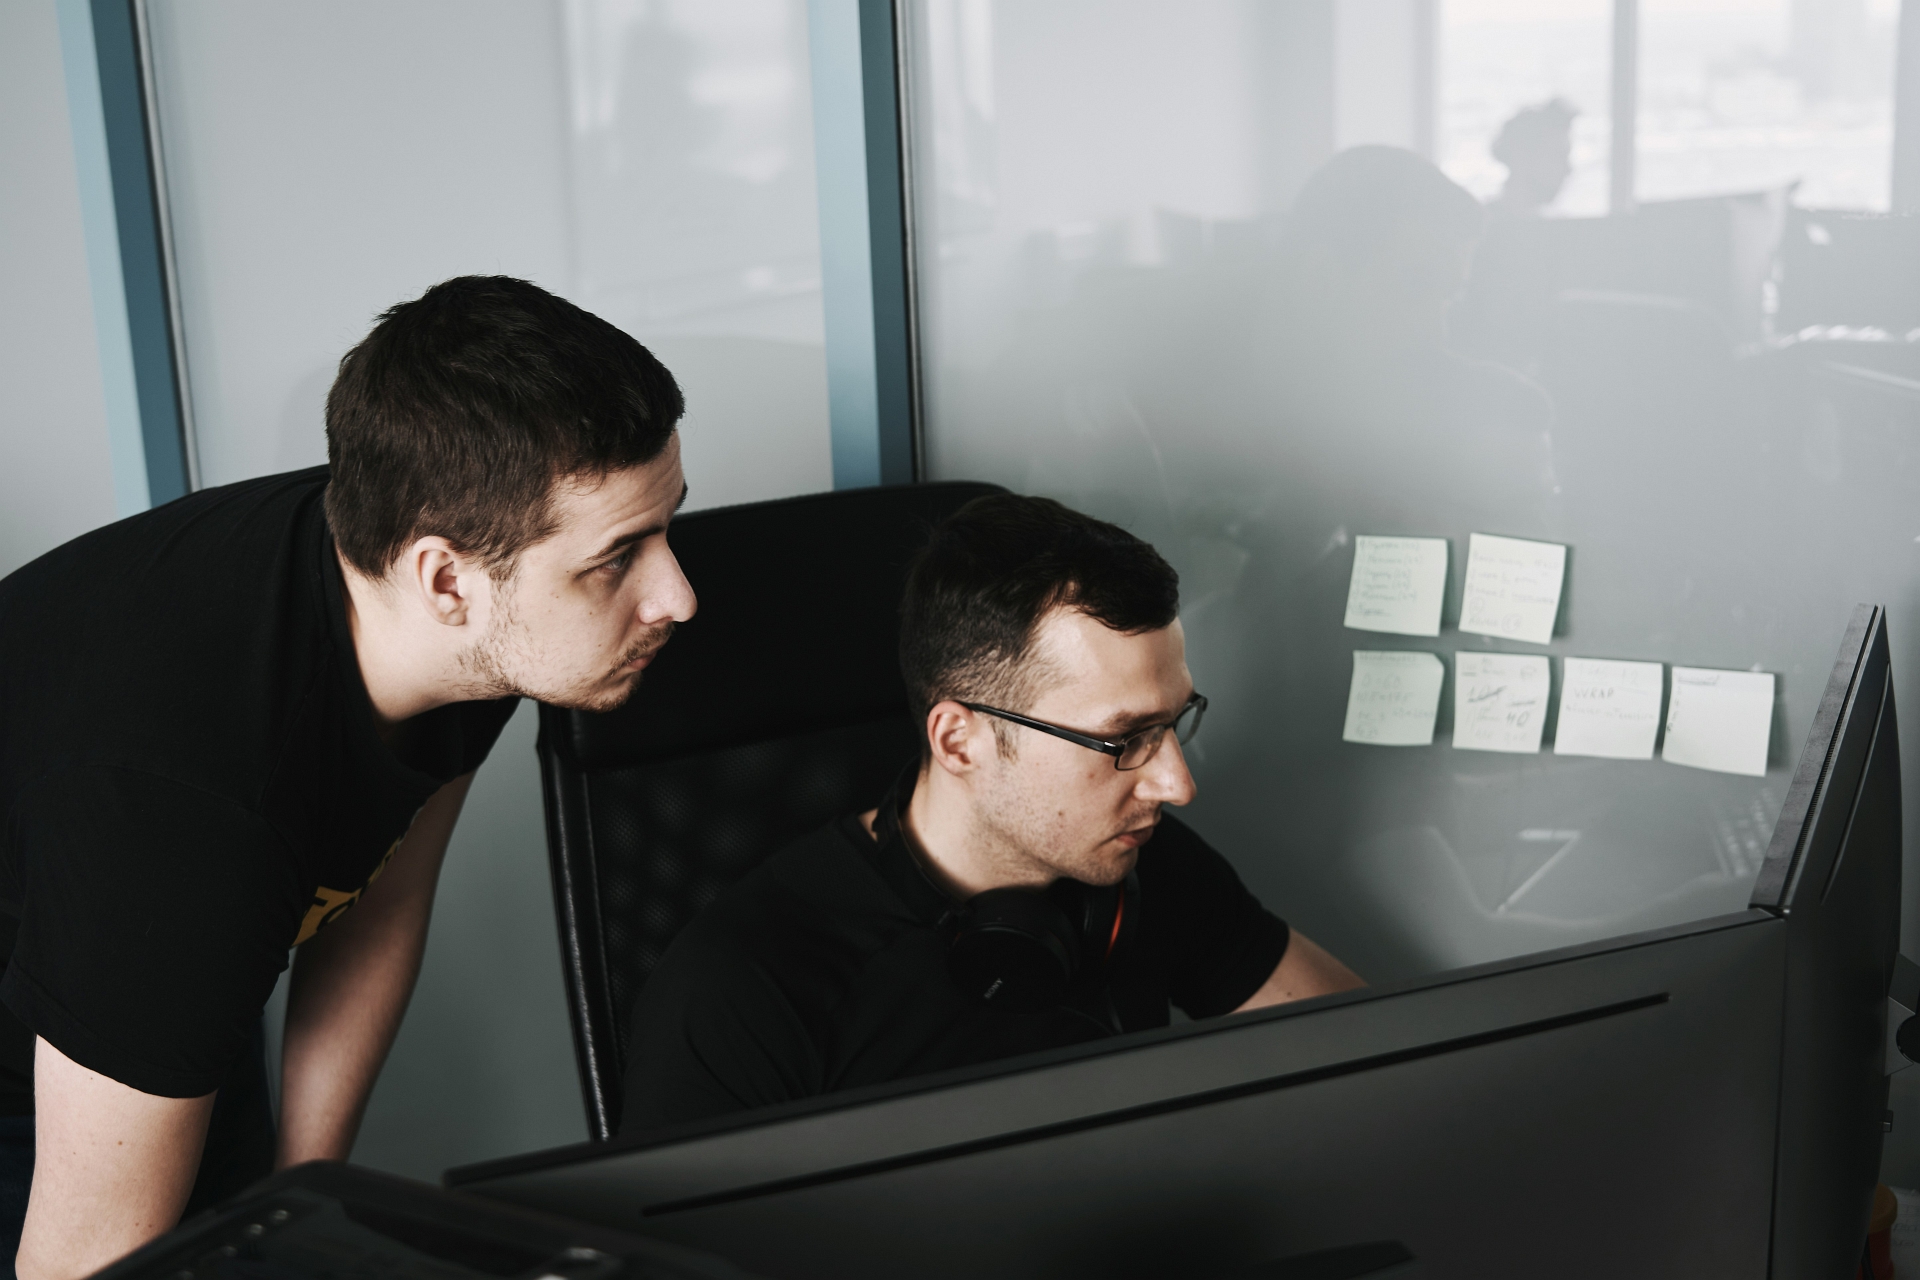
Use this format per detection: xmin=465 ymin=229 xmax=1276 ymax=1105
xmin=960 ymin=692 xmax=1207 ymax=771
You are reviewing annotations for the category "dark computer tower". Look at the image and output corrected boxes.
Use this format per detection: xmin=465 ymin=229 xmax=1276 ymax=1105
xmin=93 ymin=1161 xmax=759 ymax=1280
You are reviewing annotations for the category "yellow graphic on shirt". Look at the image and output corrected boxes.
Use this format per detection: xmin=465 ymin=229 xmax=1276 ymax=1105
xmin=294 ymin=836 xmax=401 ymax=945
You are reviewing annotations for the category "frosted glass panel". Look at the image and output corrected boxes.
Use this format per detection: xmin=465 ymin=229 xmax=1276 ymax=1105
xmin=1439 ymin=1 xmax=1612 ymax=216
xmin=567 ymin=0 xmax=825 ymax=342
xmin=146 ymin=0 xmax=831 ymax=509
xmin=905 ymin=0 xmax=1920 ymax=983
xmin=562 ymin=0 xmax=834 ymax=508
xmin=144 ymin=0 xmax=575 ymax=487
xmin=1639 ymin=0 xmax=1898 ymax=210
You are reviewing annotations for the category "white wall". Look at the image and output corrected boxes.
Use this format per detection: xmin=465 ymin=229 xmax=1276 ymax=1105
xmin=0 ymin=0 xmax=118 ymax=579
xmin=145 ymin=0 xmax=832 ymax=510
xmin=144 ymin=0 xmax=577 ymax=488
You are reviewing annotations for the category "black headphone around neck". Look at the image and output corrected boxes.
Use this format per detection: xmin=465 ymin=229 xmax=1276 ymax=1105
xmin=871 ymin=769 xmax=1139 ymax=1017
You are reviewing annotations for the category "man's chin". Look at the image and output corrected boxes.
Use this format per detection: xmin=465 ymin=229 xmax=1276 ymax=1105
xmin=1063 ymin=845 xmax=1140 ymax=887
xmin=536 ymin=670 xmax=645 ymax=714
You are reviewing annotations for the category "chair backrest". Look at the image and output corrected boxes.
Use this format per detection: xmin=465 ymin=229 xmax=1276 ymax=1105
xmin=537 ymin=481 xmax=1006 ymax=1140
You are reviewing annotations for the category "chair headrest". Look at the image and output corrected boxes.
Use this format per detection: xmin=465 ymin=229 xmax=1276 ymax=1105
xmin=542 ymin=481 xmax=1007 ymax=770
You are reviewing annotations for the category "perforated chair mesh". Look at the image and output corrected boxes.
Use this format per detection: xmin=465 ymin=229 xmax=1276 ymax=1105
xmin=584 ymin=718 xmax=919 ymax=1042
xmin=535 ymin=481 xmax=1003 ymax=1140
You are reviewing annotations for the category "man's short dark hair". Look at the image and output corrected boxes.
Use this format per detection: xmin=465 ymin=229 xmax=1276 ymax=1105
xmin=899 ymin=495 xmax=1181 ymax=736
xmin=324 ymin=275 xmax=683 ymax=577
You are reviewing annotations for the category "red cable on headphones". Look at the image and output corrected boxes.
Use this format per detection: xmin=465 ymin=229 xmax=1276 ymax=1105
xmin=1105 ymin=889 xmax=1125 ymax=962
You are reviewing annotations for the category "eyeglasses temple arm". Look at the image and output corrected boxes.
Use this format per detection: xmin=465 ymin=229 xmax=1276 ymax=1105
xmin=958 ymin=703 xmax=1126 ymax=758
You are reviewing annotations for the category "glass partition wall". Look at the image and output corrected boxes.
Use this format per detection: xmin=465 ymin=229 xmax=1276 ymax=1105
xmin=141 ymin=0 xmax=833 ymax=505
xmin=904 ymin=0 xmax=1920 ymax=983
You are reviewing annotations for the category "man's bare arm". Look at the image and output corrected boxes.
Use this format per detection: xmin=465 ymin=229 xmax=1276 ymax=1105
xmin=1233 ymin=931 xmax=1365 ymax=1013
xmin=15 ymin=1040 xmax=215 ymax=1280
xmin=277 ymin=772 xmax=472 ymax=1166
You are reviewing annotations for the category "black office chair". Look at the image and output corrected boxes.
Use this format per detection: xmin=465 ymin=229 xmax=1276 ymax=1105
xmin=536 ymin=481 xmax=1005 ymax=1140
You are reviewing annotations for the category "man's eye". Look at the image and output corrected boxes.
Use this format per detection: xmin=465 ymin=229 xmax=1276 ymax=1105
xmin=600 ymin=551 xmax=632 ymax=575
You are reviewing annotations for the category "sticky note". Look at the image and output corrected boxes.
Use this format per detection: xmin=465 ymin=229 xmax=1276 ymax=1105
xmin=1452 ymin=653 xmax=1549 ymax=754
xmin=1343 ymin=651 xmax=1445 ymax=746
xmin=1344 ymin=536 xmax=1448 ymax=637
xmin=1460 ymin=533 xmax=1567 ymax=645
xmin=1662 ymin=667 xmax=1774 ymax=777
xmin=1554 ymin=658 xmax=1664 ymax=760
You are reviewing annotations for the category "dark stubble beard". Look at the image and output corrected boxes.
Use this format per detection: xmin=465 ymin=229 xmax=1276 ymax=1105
xmin=576 ymin=620 xmax=677 ymax=711
xmin=978 ymin=768 xmax=1160 ymax=887
xmin=456 ymin=578 xmax=675 ymax=712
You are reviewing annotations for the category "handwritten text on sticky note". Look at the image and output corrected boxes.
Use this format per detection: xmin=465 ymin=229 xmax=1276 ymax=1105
xmin=1453 ymin=653 xmax=1550 ymax=754
xmin=1662 ymin=667 xmax=1774 ymax=777
xmin=1554 ymin=658 xmax=1664 ymax=760
xmin=1460 ymin=533 xmax=1567 ymax=645
xmin=1343 ymin=651 xmax=1445 ymax=747
xmin=1344 ymin=536 xmax=1447 ymax=637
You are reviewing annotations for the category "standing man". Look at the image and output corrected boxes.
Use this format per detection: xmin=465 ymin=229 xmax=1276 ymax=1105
xmin=0 ymin=276 xmax=696 ymax=1278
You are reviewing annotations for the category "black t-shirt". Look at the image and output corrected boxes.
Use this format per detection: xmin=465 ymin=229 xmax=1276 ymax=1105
xmin=0 ymin=466 xmax=517 ymax=1112
xmin=619 ymin=802 xmax=1290 ymax=1134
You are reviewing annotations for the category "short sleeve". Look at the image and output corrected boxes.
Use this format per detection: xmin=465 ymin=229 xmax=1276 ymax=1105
xmin=3 ymin=767 xmax=301 ymax=1097
xmin=1136 ymin=816 xmax=1290 ymax=1019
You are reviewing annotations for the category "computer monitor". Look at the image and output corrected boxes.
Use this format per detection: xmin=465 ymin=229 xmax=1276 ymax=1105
xmin=1754 ymin=602 xmax=1901 ymax=1275
xmin=451 ymin=606 xmax=1900 ymax=1280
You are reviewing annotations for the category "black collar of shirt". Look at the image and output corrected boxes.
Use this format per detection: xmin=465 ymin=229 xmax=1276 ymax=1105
xmin=857 ymin=765 xmax=961 ymax=930
xmin=314 ymin=510 xmax=465 ymax=791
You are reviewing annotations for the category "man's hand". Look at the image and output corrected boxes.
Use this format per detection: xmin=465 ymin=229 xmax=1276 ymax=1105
xmin=15 ymin=1040 xmax=214 ymax=1280
xmin=277 ymin=772 xmax=473 ymax=1166
xmin=1234 ymin=931 xmax=1365 ymax=1013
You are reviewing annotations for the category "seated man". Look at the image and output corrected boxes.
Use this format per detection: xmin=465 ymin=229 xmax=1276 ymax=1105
xmin=620 ymin=495 xmax=1362 ymax=1132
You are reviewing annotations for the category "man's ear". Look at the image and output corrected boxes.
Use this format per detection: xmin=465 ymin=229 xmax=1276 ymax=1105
xmin=925 ymin=700 xmax=994 ymax=777
xmin=402 ymin=536 xmax=486 ymax=627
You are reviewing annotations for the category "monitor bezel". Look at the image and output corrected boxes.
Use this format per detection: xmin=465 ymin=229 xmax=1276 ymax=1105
xmin=453 ymin=603 xmax=1890 ymax=1197
xmin=448 ymin=902 xmax=1771 ymax=1189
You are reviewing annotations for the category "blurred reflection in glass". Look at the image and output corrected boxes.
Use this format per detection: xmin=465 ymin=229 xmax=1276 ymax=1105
xmin=1488 ymin=98 xmax=1579 ymax=217
xmin=906 ymin=0 xmax=1920 ymax=984
xmin=564 ymin=0 xmax=832 ymax=505
xmin=1454 ymin=99 xmax=1578 ymax=373
xmin=1440 ymin=0 xmax=1612 ymax=216
xmin=1639 ymin=0 xmax=1897 ymax=210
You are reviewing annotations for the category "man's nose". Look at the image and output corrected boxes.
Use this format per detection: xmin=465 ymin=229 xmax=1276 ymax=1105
xmin=1137 ymin=734 xmax=1197 ymax=806
xmin=640 ymin=544 xmax=698 ymax=625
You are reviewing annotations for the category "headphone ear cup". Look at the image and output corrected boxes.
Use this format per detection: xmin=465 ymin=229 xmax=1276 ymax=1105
xmin=1049 ymin=878 xmax=1110 ymax=972
xmin=946 ymin=889 xmax=1078 ymax=1013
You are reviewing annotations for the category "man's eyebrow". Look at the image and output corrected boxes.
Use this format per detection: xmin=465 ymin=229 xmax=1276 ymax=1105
xmin=1096 ymin=704 xmax=1183 ymax=738
xmin=586 ymin=484 xmax=691 ymax=564
xmin=588 ymin=530 xmax=646 ymax=563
